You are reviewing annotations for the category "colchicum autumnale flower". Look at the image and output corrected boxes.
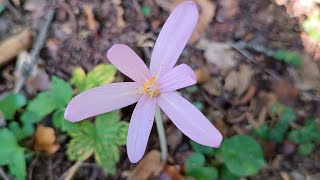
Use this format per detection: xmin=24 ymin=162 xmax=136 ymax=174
xmin=64 ymin=1 xmax=222 ymax=163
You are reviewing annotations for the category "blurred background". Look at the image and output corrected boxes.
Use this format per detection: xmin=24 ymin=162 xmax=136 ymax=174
xmin=0 ymin=0 xmax=320 ymax=179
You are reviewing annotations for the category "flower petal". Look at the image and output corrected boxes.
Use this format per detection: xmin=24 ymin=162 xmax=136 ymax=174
xmin=150 ymin=1 xmax=199 ymax=77
xmin=107 ymin=44 xmax=151 ymax=83
xmin=158 ymin=64 xmax=196 ymax=93
xmin=65 ymin=82 xmax=142 ymax=122
xmin=158 ymin=92 xmax=222 ymax=147
xmin=127 ymin=95 xmax=157 ymax=163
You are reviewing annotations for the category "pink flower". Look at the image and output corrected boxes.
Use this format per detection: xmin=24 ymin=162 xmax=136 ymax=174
xmin=64 ymin=1 xmax=222 ymax=163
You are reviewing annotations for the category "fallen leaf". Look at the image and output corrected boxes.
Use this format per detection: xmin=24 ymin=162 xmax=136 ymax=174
xmin=195 ymin=67 xmax=210 ymax=84
xmin=224 ymin=64 xmax=255 ymax=96
xmin=166 ymin=125 xmax=183 ymax=152
xmin=202 ymin=78 xmax=223 ymax=96
xmin=26 ymin=68 xmax=50 ymax=95
xmin=203 ymin=40 xmax=237 ymax=73
xmin=171 ymin=0 xmax=216 ymax=43
xmin=289 ymin=54 xmax=320 ymax=91
xmin=273 ymin=80 xmax=299 ymax=105
xmin=233 ymin=85 xmax=256 ymax=105
xmin=112 ymin=0 xmax=126 ymax=29
xmin=0 ymin=29 xmax=33 ymax=67
xmin=161 ymin=165 xmax=184 ymax=180
xmin=128 ymin=150 xmax=164 ymax=180
xmin=33 ymin=125 xmax=59 ymax=155
xmin=216 ymin=0 xmax=239 ymax=22
xmin=82 ymin=4 xmax=100 ymax=31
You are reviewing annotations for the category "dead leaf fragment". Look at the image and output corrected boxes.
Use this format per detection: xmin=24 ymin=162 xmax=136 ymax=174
xmin=34 ymin=125 xmax=60 ymax=155
xmin=172 ymin=0 xmax=216 ymax=43
xmin=203 ymin=78 xmax=223 ymax=96
xmin=82 ymin=4 xmax=100 ymax=31
xmin=162 ymin=165 xmax=184 ymax=180
xmin=112 ymin=0 xmax=126 ymax=29
xmin=195 ymin=67 xmax=210 ymax=84
xmin=216 ymin=0 xmax=239 ymax=22
xmin=128 ymin=150 xmax=164 ymax=180
xmin=203 ymin=41 xmax=237 ymax=73
xmin=224 ymin=64 xmax=254 ymax=96
xmin=0 ymin=29 xmax=33 ymax=67
xmin=273 ymin=80 xmax=299 ymax=105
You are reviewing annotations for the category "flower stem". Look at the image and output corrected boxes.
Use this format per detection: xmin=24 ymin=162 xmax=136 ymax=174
xmin=155 ymin=106 xmax=168 ymax=162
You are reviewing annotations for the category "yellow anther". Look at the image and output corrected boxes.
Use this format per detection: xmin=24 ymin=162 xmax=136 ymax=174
xmin=142 ymin=76 xmax=160 ymax=98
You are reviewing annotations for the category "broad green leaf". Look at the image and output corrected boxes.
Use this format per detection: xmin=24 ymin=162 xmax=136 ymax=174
xmin=21 ymin=76 xmax=72 ymax=124
xmin=185 ymin=153 xmax=205 ymax=172
xmin=66 ymin=111 xmax=128 ymax=175
xmin=187 ymin=167 xmax=218 ymax=180
xmin=0 ymin=93 xmax=26 ymax=119
xmin=221 ymin=135 xmax=265 ymax=177
xmin=8 ymin=121 xmax=34 ymax=141
xmin=190 ymin=141 xmax=217 ymax=156
xmin=221 ymin=166 xmax=239 ymax=180
xmin=0 ymin=129 xmax=26 ymax=180
xmin=53 ymin=109 xmax=76 ymax=132
xmin=70 ymin=67 xmax=86 ymax=90
xmin=297 ymin=142 xmax=315 ymax=156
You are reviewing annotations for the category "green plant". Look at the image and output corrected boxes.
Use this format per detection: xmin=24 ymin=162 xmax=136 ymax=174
xmin=185 ymin=152 xmax=218 ymax=180
xmin=220 ymin=135 xmax=265 ymax=177
xmin=272 ymin=50 xmax=302 ymax=67
xmin=66 ymin=111 xmax=128 ymax=175
xmin=0 ymin=93 xmax=26 ymax=120
xmin=302 ymin=13 xmax=320 ymax=42
xmin=141 ymin=5 xmax=151 ymax=17
xmin=0 ymin=128 xmax=26 ymax=180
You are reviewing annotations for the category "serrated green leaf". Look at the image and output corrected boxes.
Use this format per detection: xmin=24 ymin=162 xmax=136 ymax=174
xmin=190 ymin=141 xmax=217 ymax=156
xmin=0 ymin=129 xmax=26 ymax=180
xmin=0 ymin=93 xmax=26 ymax=119
xmin=53 ymin=109 xmax=76 ymax=132
xmin=221 ymin=135 xmax=265 ymax=177
xmin=21 ymin=76 xmax=72 ymax=124
xmin=70 ymin=67 xmax=86 ymax=90
xmin=8 ymin=121 xmax=34 ymax=141
xmin=185 ymin=153 xmax=205 ymax=172
xmin=66 ymin=111 xmax=128 ymax=175
xmin=297 ymin=142 xmax=315 ymax=156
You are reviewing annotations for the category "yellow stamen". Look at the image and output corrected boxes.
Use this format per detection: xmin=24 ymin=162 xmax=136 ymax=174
xmin=143 ymin=76 xmax=160 ymax=98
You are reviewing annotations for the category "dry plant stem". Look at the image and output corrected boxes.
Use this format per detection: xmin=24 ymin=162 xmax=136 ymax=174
xmin=155 ymin=106 xmax=168 ymax=162
xmin=14 ymin=9 xmax=55 ymax=93
xmin=60 ymin=161 xmax=83 ymax=180
xmin=0 ymin=168 xmax=9 ymax=180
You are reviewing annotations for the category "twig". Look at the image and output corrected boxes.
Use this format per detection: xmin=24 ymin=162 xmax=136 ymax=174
xmin=60 ymin=161 xmax=83 ymax=180
xmin=228 ymin=41 xmax=280 ymax=80
xmin=0 ymin=168 xmax=10 ymax=180
xmin=14 ymin=9 xmax=55 ymax=93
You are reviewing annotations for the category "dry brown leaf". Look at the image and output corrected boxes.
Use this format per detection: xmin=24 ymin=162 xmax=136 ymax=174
xmin=33 ymin=125 xmax=60 ymax=155
xmin=171 ymin=0 xmax=216 ymax=43
xmin=26 ymin=68 xmax=50 ymax=95
xmin=0 ymin=29 xmax=33 ymax=67
xmin=195 ymin=67 xmax=210 ymax=84
xmin=162 ymin=165 xmax=184 ymax=180
xmin=166 ymin=125 xmax=183 ymax=152
xmin=216 ymin=0 xmax=239 ymax=22
xmin=233 ymin=85 xmax=256 ymax=105
xmin=128 ymin=150 xmax=164 ymax=180
xmin=112 ymin=0 xmax=126 ymax=29
xmin=82 ymin=4 xmax=100 ymax=31
xmin=273 ymin=80 xmax=299 ymax=105
xmin=203 ymin=78 xmax=222 ymax=96
xmin=224 ymin=64 xmax=254 ymax=96
xmin=203 ymin=40 xmax=237 ymax=73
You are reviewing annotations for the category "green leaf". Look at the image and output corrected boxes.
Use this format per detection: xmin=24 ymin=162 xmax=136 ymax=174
xmin=220 ymin=166 xmax=240 ymax=180
xmin=273 ymin=50 xmax=302 ymax=67
xmin=302 ymin=14 xmax=320 ymax=42
xmin=66 ymin=111 xmax=128 ymax=175
xmin=298 ymin=142 xmax=315 ymax=156
xmin=141 ymin=5 xmax=151 ymax=17
xmin=252 ymin=122 xmax=269 ymax=140
xmin=288 ymin=120 xmax=320 ymax=144
xmin=190 ymin=141 xmax=217 ymax=156
xmin=74 ymin=64 xmax=117 ymax=92
xmin=187 ymin=167 xmax=218 ymax=180
xmin=221 ymin=135 xmax=265 ymax=177
xmin=53 ymin=109 xmax=76 ymax=132
xmin=185 ymin=153 xmax=205 ymax=172
xmin=0 ymin=129 xmax=26 ymax=180
xmin=21 ymin=76 xmax=72 ymax=124
xmin=8 ymin=121 xmax=34 ymax=141
xmin=0 ymin=93 xmax=26 ymax=119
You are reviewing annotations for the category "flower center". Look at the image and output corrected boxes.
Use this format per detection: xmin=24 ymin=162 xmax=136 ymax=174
xmin=143 ymin=76 xmax=160 ymax=98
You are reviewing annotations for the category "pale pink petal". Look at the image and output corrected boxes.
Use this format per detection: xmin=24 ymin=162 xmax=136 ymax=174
xmin=65 ymin=82 xmax=142 ymax=122
xmin=158 ymin=64 xmax=196 ymax=93
xmin=150 ymin=1 xmax=199 ymax=77
xmin=158 ymin=92 xmax=222 ymax=147
xmin=107 ymin=44 xmax=151 ymax=83
xmin=127 ymin=95 xmax=157 ymax=163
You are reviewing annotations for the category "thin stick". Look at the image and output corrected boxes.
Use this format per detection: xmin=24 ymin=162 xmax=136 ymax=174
xmin=155 ymin=106 xmax=168 ymax=162
xmin=60 ymin=161 xmax=83 ymax=180
xmin=0 ymin=168 xmax=9 ymax=180
xmin=14 ymin=9 xmax=55 ymax=93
